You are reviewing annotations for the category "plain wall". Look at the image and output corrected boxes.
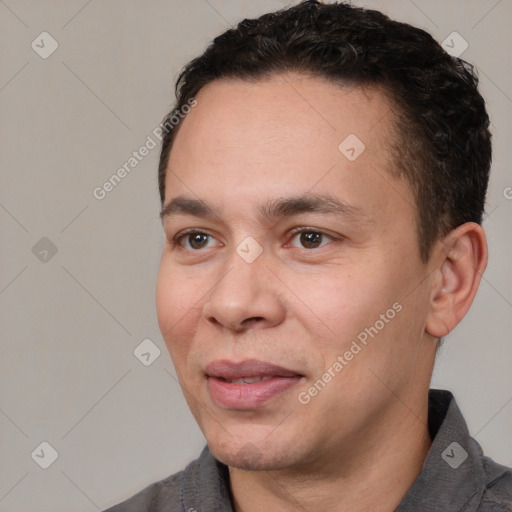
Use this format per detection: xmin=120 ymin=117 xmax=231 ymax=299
xmin=0 ymin=1 xmax=510 ymax=510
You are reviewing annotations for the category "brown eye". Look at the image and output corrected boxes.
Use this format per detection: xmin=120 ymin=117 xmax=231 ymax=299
xmin=288 ymin=229 xmax=336 ymax=250
xmin=299 ymin=231 xmax=323 ymax=248
xmin=189 ymin=233 xmax=209 ymax=249
xmin=179 ymin=232 xmax=213 ymax=250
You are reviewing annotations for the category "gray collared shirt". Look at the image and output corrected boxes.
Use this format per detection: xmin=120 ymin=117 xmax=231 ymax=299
xmin=104 ymin=390 xmax=512 ymax=511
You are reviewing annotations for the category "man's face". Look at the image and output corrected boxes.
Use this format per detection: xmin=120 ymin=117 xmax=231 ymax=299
xmin=156 ymin=74 xmax=437 ymax=471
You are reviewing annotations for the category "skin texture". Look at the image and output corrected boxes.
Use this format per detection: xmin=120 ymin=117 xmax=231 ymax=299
xmin=156 ymin=73 xmax=487 ymax=512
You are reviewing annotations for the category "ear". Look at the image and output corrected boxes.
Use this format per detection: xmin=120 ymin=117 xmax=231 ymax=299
xmin=426 ymin=222 xmax=488 ymax=338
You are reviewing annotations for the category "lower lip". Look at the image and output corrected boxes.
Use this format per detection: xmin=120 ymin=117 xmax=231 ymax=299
xmin=207 ymin=375 xmax=302 ymax=409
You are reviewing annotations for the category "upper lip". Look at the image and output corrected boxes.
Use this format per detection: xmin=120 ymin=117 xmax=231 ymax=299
xmin=205 ymin=359 xmax=302 ymax=379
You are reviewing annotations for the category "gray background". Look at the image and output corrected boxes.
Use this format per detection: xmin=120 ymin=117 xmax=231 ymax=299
xmin=0 ymin=0 xmax=510 ymax=510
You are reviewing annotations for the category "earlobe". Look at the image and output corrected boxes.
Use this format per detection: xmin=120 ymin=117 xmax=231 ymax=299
xmin=425 ymin=222 xmax=488 ymax=339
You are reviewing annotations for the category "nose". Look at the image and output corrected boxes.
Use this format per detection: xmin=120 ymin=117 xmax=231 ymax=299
xmin=202 ymin=251 xmax=286 ymax=333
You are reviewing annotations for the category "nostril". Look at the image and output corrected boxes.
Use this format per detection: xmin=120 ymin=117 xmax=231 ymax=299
xmin=207 ymin=316 xmax=222 ymax=327
xmin=240 ymin=316 xmax=265 ymax=328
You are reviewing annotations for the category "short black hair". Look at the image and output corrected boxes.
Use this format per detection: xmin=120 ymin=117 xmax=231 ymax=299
xmin=158 ymin=0 xmax=491 ymax=262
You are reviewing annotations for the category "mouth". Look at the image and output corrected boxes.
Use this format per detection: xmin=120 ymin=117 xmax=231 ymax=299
xmin=205 ymin=359 xmax=304 ymax=409
xmin=217 ymin=375 xmax=274 ymax=384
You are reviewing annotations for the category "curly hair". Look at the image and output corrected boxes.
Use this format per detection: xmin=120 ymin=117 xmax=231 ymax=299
xmin=158 ymin=0 xmax=491 ymax=263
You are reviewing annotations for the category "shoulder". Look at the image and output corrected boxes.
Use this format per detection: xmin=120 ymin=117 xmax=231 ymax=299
xmin=102 ymin=445 xmax=229 ymax=512
xmin=103 ymin=470 xmax=184 ymax=512
xmin=477 ymin=457 xmax=512 ymax=511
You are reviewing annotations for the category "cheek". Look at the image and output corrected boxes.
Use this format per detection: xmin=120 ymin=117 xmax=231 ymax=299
xmin=155 ymin=260 xmax=201 ymax=354
xmin=293 ymin=266 xmax=391 ymax=347
xmin=155 ymin=264 xmax=177 ymax=336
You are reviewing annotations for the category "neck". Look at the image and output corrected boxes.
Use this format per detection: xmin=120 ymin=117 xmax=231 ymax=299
xmin=229 ymin=400 xmax=431 ymax=512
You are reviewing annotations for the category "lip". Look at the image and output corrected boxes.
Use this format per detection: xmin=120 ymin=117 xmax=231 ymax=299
xmin=205 ymin=359 xmax=303 ymax=409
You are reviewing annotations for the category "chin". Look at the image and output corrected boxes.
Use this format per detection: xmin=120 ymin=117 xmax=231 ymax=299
xmin=213 ymin=443 xmax=294 ymax=471
xmin=206 ymin=425 xmax=308 ymax=471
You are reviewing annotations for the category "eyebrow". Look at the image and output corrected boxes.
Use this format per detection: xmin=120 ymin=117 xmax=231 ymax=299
xmin=160 ymin=196 xmax=215 ymax=220
xmin=160 ymin=193 xmax=371 ymax=225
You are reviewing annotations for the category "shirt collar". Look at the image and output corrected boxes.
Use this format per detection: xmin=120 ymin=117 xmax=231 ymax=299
xmin=182 ymin=444 xmax=234 ymax=512
xmin=396 ymin=389 xmax=486 ymax=511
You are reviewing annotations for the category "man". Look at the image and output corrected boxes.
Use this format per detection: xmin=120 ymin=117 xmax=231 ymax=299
xmin=105 ymin=1 xmax=511 ymax=510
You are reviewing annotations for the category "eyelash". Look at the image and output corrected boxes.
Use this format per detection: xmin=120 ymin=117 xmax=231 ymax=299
xmin=172 ymin=228 xmax=337 ymax=251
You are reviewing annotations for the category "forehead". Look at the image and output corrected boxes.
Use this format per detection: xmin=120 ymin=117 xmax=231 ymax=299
xmin=165 ymin=74 xmax=412 ymax=224
xmin=171 ymin=74 xmax=395 ymax=164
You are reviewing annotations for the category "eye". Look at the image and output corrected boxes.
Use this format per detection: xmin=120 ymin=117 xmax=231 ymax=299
xmin=288 ymin=229 xmax=334 ymax=249
xmin=175 ymin=231 xmax=218 ymax=250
